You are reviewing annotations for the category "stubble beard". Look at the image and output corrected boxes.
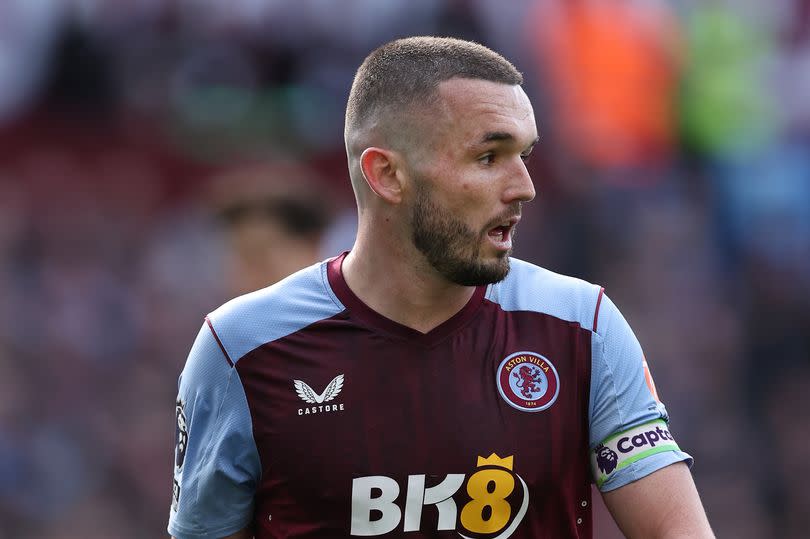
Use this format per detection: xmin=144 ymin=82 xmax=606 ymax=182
xmin=410 ymin=182 xmax=514 ymax=286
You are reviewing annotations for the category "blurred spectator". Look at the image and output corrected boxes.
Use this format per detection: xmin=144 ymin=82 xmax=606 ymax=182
xmin=527 ymin=0 xmax=682 ymax=174
xmin=207 ymin=161 xmax=333 ymax=296
xmin=678 ymin=0 xmax=777 ymax=157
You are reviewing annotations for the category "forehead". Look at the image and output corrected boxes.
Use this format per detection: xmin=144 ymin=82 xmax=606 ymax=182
xmin=434 ymin=78 xmax=536 ymax=145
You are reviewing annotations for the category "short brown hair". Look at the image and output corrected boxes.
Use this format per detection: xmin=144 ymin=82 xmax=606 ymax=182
xmin=345 ymin=36 xmax=523 ymax=134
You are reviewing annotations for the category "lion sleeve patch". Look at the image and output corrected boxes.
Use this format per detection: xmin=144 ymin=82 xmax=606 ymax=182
xmin=591 ymin=419 xmax=682 ymax=488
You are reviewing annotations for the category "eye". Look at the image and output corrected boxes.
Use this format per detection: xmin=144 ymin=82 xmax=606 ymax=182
xmin=520 ymin=152 xmax=533 ymax=164
xmin=478 ymin=153 xmax=495 ymax=165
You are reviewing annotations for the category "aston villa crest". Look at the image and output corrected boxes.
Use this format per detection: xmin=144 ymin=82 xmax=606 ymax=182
xmin=496 ymin=351 xmax=560 ymax=412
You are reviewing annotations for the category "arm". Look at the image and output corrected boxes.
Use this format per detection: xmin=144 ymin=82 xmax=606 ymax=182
xmin=588 ymin=293 xmax=712 ymax=535
xmin=172 ymin=528 xmax=253 ymax=539
xmin=602 ymin=462 xmax=714 ymax=538
xmin=167 ymin=322 xmax=261 ymax=539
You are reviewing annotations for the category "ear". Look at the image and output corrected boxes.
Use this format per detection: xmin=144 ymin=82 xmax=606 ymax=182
xmin=360 ymin=147 xmax=404 ymax=204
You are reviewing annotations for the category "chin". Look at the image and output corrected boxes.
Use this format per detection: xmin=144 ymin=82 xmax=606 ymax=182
xmin=446 ymin=256 xmax=511 ymax=287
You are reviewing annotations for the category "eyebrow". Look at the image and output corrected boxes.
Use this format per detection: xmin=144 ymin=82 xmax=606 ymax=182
xmin=481 ymin=131 xmax=515 ymax=143
xmin=480 ymin=132 xmax=540 ymax=148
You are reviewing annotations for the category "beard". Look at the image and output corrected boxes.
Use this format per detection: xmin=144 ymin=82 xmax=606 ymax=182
xmin=410 ymin=181 xmax=517 ymax=286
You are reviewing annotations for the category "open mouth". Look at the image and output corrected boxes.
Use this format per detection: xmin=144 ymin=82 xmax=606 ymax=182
xmin=487 ymin=217 xmax=520 ymax=248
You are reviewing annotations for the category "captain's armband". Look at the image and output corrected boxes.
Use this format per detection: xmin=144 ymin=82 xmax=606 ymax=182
xmin=591 ymin=419 xmax=681 ymax=487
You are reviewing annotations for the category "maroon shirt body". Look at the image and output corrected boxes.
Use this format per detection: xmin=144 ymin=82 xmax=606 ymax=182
xmin=231 ymin=254 xmax=595 ymax=538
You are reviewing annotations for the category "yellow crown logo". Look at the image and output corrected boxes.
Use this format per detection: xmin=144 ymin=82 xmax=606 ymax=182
xmin=477 ymin=453 xmax=514 ymax=470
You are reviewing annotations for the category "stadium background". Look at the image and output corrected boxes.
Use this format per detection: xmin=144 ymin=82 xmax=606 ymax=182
xmin=0 ymin=0 xmax=808 ymax=537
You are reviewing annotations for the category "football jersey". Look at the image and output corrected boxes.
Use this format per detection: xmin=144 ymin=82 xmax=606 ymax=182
xmin=168 ymin=253 xmax=691 ymax=539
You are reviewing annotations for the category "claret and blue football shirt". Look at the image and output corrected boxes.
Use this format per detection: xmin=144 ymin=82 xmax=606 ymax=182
xmin=168 ymin=253 xmax=691 ymax=539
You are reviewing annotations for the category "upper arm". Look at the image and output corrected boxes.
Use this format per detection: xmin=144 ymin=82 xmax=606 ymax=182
xmin=602 ymin=461 xmax=714 ymax=538
xmin=172 ymin=527 xmax=253 ymax=539
xmin=167 ymin=322 xmax=261 ymax=539
xmin=588 ymin=294 xmax=692 ymax=491
xmin=588 ymin=294 xmax=710 ymax=535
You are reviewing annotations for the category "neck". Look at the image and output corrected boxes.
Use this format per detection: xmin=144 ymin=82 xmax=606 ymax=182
xmin=342 ymin=219 xmax=477 ymax=334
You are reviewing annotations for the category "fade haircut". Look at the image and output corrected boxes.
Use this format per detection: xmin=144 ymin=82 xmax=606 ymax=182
xmin=345 ymin=36 xmax=523 ymax=138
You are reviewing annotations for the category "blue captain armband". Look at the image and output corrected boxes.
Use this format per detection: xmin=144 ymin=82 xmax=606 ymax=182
xmin=591 ymin=419 xmax=682 ymax=488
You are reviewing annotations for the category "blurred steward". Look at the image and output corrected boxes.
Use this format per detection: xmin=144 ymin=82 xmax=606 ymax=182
xmin=527 ymin=0 xmax=682 ymax=177
xmin=207 ymin=161 xmax=332 ymax=296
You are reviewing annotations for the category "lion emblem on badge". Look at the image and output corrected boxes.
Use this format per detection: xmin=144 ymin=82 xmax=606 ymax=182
xmin=512 ymin=364 xmax=546 ymax=399
xmin=596 ymin=444 xmax=618 ymax=475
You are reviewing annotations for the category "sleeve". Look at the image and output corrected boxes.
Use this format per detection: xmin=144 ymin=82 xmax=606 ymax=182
xmin=588 ymin=293 xmax=692 ymax=492
xmin=168 ymin=322 xmax=262 ymax=539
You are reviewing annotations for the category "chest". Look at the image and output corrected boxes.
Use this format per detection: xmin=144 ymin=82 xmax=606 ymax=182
xmin=237 ymin=309 xmax=592 ymax=500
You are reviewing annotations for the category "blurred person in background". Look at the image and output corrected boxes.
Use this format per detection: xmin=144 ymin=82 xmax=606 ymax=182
xmin=208 ymin=161 xmax=333 ymax=296
xmin=527 ymin=0 xmax=681 ymax=175
xmin=168 ymin=36 xmax=712 ymax=539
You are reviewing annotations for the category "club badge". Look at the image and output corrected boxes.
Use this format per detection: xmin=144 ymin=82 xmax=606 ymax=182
xmin=496 ymin=351 xmax=560 ymax=412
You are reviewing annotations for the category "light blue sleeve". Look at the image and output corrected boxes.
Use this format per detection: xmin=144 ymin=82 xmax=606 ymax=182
xmin=588 ymin=294 xmax=692 ymax=492
xmin=168 ymin=323 xmax=261 ymax=539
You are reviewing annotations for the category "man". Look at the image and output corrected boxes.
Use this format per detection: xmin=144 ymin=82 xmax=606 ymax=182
xmin=168 ymin=37 xmax=714 ymax=538
xmin=207 ymin=161 xmax=332 ymax=296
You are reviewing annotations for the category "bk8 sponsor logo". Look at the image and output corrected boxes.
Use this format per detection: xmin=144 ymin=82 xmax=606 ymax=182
xmin=350 ymin=453 xmax=528 ymax=538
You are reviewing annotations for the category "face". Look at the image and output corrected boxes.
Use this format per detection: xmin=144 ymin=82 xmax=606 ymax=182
xmin=410 ymin=175 xmax=521 ymax=285
xmin=405 ymin=78 xmax=538 ymax=286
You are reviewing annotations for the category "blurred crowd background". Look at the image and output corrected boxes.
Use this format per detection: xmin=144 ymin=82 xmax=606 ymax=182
xmin=0 ymin=0 xmax=808 ymax=537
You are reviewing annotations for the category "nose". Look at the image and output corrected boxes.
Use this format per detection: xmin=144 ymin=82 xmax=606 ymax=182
xmin=503 ymin=159 xmax=536 ymax=204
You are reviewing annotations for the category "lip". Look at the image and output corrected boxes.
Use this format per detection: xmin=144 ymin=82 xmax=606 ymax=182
xmin=486 ymin=216 xmax=520 ymax=251
xmin=489 ymin=214 xmax=521 ymax=227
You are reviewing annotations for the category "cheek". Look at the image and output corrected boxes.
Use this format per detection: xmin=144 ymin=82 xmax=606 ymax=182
xmin=422 ymin=166 xmax=494 ymax=216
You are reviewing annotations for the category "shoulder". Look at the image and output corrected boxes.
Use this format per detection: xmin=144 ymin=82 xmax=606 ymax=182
xmin=487 ymin=257 xmax=604 ymax=331
xmin=206 ymin=259 xmax=346 ymax=364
